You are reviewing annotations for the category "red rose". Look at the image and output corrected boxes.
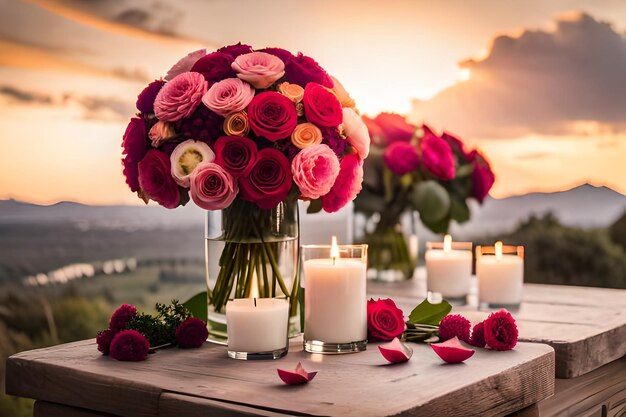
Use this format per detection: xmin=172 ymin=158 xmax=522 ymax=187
xmin=441 ymin=130 xmax=471 ymax=162
xmin=374 ymin=113 xmax=416 ymax=144
xmin=214 ymin=136 xmax=257 ymax=177
xmin=302 ymin=83 xmax=342 ymax=128
xmin=109 ymin=330 xmax=150 ymax=361
xmin=138 ymin=149 xmax=182 ymax=209
xmin=239 ymin=148 xmax=293 ymax=209
xmin=468 ymin=150 xmax=495 ymax=203
xmin=190 ymin=51 xmax=235 ymax=83
xmin=175 ymin=318 xmax=209 ymax=348
xmin=383 ymin=142 xmax=420 ymax=175
xmin=285 ymin=53 xmax=332 ymax=88
xmin=121 ymin=117 xmax=148 ymax=193
xmin=259 ymin=47 xmax=295 ymax=64
xmin=96 ymin=329 xmax=117 ymax=355
xmin=362 ymin=116 xmax=384 ymax=146
xmin=367 ymin=298 xmax=405 ymax=341
xmin=108 ymin=303 xmax=137 ymax=331
xmin=248 ymin=92 xmax=298 ymax=142
xmin=420 ymin=131 xmax=455 ymax=180
xmin=438 ymin=314 xmax=471 ymax=343
xmin=136 ymin=79 xmax=164 ymax=114
xmin=217 ymin=43 xmax=253 ymax=58
xmin=483 ymin=309 xmax=518 ymax=351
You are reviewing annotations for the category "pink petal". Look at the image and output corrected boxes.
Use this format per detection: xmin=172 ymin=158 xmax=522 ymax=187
xmin=378 ymin=337 xmax=413 ymax=363
xmin=277 ymin=362 xmax=317 ymax=385
xmin=430 ymin=336 xmax=475 ymax=364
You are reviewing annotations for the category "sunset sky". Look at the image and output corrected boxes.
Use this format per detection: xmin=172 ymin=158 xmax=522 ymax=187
xmin=0 ymin=0 xmax=625 ymax=205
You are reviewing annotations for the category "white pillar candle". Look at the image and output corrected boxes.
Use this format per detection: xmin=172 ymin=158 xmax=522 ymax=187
xmin=304 ymin=238 xmax=367 ymax=344
xmin=225 ymin=298 xmax=288 ymax=353
xmin=425 ymin=235 xmax=472 ymax=299
xmin=477 ymin=242 xmax=524 ymax=306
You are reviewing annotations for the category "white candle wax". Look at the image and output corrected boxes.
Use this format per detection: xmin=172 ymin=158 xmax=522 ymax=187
xmin=226 ymin=298 xmax=288 ymax=353
xmin=425 ymin=249 xmax=472 ymax=298
xmin=477 ymin=255 xmax=524 ymax=305
xmin=304 ymin=258 xmax=367 ymax=343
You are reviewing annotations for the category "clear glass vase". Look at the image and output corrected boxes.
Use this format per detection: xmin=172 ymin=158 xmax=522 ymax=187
xmin=355 ymin=210 xmax=419 ymax=282
xmin=204 ymin=197 xmax=300 ymax=344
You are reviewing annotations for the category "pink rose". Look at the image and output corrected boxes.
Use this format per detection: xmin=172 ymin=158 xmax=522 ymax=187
xmin=165 ymin=49 xmax=206 ymax=81
xmin=321 ymin=153 xmax=363 ymax=213
xmin=231 ymin=52 xmax=285 ymax=89
xmin=302 ymin=83 xmax=342 ymax=127
xmin=384 ymin=142 xmax=420 ymax=175
xmin=154 ymin=72 xmax=207 ymax=122
xmin=239 ymin=148 xmax=292 ymax=209
xmin=342 ymin=108 xmax=370 ymax=159
xmin=122 ymin=117 xmax=148 ymax=193
xmin=214 ymin=135 xmax=257 ymax=177
xmin=421 ymin=131 xmax=455 ymax=180
xmin=374 ymin=113 xmax=415 ymax=144
xmin=285 ymin=53 xmax=333 ymax=88
xmin=138 ymin=149 xmax=181 ymax=209
xmin=468 ymin=150 xmax=495 ymax=203
xmin=247 ymin=92 xmax=298 ymax=142
xmin=190 ymin=51 xmax=236 ymax=83
xmin=292 ymin=144 xmax=340 ymax=200
xmin=190 ymin=163 xmax=238 ymax=210
xmin=202 ymin=78 xmax=255 ymax=117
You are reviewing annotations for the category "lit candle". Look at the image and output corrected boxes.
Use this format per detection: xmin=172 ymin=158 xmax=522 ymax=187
xmin=477 ymin=242 xmax=524 ymax=308
xmin=225 ymin=297 xmax=289 ymax=359
xmin=303 ymin=237 xmax=367 ymax=353
xmin=425 ymin=235 xmax=472 ymax=301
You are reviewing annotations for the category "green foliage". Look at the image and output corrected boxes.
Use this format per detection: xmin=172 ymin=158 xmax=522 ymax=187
xmin=127 ymin=300 xmax=191 ymax=346
xmin=408 ymin=299 xmax=452 ymax=325
xmin=410 ymin=180 xmax=450 ymax=223
xmin=609 ymin=211 xmax=626 ymax=252
xmin=488 ymin=213 xmax=626 ymax=289
xmin=183 ymin=291 xmax=208 ymax=320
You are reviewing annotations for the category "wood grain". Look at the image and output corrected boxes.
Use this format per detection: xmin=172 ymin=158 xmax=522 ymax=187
xmin=368 ymin=269 xmax=626 ymax=378
xmin=6 ymin=338 xmax=554 ymax=417
xmin=34 ymin=401 xmax=120 ymax=417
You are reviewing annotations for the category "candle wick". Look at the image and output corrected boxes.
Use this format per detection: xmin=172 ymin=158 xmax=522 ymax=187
xmin=333 ymin=257 xmax=336 ymax=266
xmin=254 ymin=297 xmax=257 ymax=307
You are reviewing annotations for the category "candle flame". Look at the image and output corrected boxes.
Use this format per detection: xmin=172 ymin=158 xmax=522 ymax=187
xmin=443 ymin=234 xmax=452 ymax=253
xmin=331 ymin=235 xmax=339 ymax=262
xmin=495 ymin=241 xmax=503 ymax=260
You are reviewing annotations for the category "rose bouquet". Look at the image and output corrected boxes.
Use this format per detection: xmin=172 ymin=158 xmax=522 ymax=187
xmin=355 ymin=113 xmax=494 ymax=280
xmin=121 ymin=43 xmax=369 ymax=335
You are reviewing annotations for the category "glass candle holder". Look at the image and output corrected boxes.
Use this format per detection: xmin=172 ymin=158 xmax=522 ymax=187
xmin=302 ymin=243 xmax=368 ymax=354
xmin=425 ymin=236 xmax=472 ymax=305
xmin=225 ymin=298 xmax=289 ymax=360
xmin=476 ymin=243 xmax=524 ymax=310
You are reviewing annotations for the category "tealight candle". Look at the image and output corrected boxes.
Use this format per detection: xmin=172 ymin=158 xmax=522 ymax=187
xmin=225 ymin=298 xmax=289 ymax=360
xmin=302 ymin=237 xmax=368 ymax=354
xmin=476 ymin=242 xmax=524 ymax=309
xmin=425 ymin=235 xmax=472 ymax=303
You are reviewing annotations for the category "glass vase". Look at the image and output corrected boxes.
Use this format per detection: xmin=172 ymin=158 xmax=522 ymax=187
xmin=355 ymin=210 xmax=419 ymax=282
xmin=204 ymin=197 xmax=300 ymax=344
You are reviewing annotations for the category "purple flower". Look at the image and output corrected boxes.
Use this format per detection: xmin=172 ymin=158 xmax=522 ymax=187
xmin=321 ymin=126 xmax=347 ymax=157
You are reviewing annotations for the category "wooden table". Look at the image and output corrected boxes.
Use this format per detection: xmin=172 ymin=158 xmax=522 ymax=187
xmin=6 ymin=338 xmax=554 ymax=417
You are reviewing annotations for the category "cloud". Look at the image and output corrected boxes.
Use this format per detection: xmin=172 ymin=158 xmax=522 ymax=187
xmin=410 ymin=12 xmax=626 ymax=138
xmin=0 ymin=86 xmax=54 ymax=104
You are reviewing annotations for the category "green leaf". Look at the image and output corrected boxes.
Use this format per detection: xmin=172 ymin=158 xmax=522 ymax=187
xmin=411 ymin=180 xmax=450 ymax=223
xmin=306 ymin=199 xmax=323 ymax=214
xmin=450 ymin=197 xmax=470 ymax=223
xmin=421 ymin=215 xmax=451 ymax=234
xmin=456 ymin=163 xmax=474 ymax=178
xmin=408 ymin=298 xmax=452 ymax=325
xmin=183 ymin=291 xmax=207 ymax=320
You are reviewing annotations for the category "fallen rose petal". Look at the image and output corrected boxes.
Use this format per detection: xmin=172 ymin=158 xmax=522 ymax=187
xmin=277 ymin=362 xmax=317 ymax=385
xmin=430 ymin=336 xmax=475 ymax=364
xmin=378 ymin=337 xmax=413 ymax=363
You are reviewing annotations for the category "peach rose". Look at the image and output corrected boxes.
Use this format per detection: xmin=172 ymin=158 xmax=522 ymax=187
xmin=291 ymin=122 xmax=323 ymax=149
xmin=202 ymin=78 xmax=255 ymax=117
xmin=330 ymin=76 xmax=356 ymax=108
xmin=149 ymin=121 xmax=176 ymax=147
xmin=342 ymin=108 xmax=370 ymax=159
xmin=291 ymin=144 xmax=340 ymax=200
xmin=223 ymin=111 xmax=250 ymax=136
xmin=231 ymin=52 xmax=285 ymax=89
xmin=278 ymin=82 xmax=304 ymax=103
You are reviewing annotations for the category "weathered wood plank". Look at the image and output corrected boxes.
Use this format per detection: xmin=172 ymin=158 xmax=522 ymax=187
xmin=368 ymin=269 xmax=626 ymax=378
xmin=34 ymin=401 xmax=120 ymax=417
xmin=6 ymin=338 xmax=554 ymax=417
xmin=538 ymin=356 xmax=626 ymax=417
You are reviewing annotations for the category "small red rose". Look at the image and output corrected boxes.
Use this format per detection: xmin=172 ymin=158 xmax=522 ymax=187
xmin=483 ymin=309 xmax=518 ymax=351
xmin=109 ymin=330 xmax=150 ymax=361
xmin=302 ymin=83 xmax=342 ymax=128
xmin=96 ymin=329 xmax=117 ymax=355
xmin=438 ymin=314 xmax=471 ymax=343
xmin=108 ymin=304 xmax=138 ymax=331
xmin=247 ymin=91 xmax=298 ymax=142
xmin=469 ymin=321 xmax=486 ymax=348
xmin=175 ymin=317 xmax=208 ymax=349
xmin=367 ymin=298 xmax=405 ymax=341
